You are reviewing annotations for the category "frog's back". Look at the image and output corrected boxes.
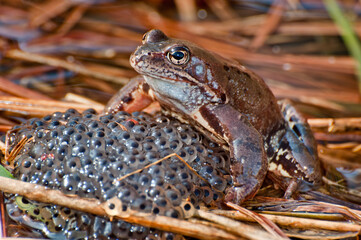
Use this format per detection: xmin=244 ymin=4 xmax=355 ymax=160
xmin=219 ymin=58 xmax=284 ymax=136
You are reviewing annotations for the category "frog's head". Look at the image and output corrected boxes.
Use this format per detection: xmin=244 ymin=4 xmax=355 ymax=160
xmin=130 ymin=29 xmax=228 ymax=112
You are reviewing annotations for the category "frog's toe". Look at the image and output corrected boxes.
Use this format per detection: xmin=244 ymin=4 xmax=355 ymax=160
xmin=224 ymin=179 xmax=261 ymax=204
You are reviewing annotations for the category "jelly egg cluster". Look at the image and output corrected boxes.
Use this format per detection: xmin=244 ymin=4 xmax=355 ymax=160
xmin=6 ymin=109 xmax=231 ymax=239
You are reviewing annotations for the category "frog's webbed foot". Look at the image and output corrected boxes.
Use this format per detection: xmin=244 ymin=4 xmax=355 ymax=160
xmin=104 ymin=76 xmax=155 ymax=114
xmin=202 ymin=104 xmax=268 ymax=204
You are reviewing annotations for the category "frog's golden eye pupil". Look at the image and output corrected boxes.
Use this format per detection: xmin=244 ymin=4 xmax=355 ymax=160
xmin=167 ymin=46 xmax=190 ymax=65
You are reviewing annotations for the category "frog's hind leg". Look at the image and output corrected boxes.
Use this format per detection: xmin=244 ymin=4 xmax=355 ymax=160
xmin=278 ymin=99 xmax=317 ymax=158
xmin=271 ymin=99 xmax=322 ymax=197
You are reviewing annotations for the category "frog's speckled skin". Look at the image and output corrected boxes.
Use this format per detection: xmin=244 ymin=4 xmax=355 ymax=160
xmin=105 ymin=29 xmax=322 ymax=204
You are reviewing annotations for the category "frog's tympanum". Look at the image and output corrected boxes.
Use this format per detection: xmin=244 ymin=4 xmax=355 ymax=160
xmin=105 ymin=29 xmax=322 ymax=204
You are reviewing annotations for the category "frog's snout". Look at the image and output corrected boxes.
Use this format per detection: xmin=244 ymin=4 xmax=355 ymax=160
xmin=143 ymin=29 xmax=168 ymax=44
xmin=129 ymin=48 xmax=148 ymax=70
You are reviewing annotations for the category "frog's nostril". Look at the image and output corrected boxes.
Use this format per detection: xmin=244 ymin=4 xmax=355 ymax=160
xmin=144 ymin=29 xmax=168 ymax=43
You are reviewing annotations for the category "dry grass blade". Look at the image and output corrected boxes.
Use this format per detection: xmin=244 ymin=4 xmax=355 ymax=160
xmin=174 ymin=0 xmax=197 ymax=22
xmin=196 ymin=209 xmax=284 ymax=240
xmin=0 ymin=125 xmax=12 ymax=132
xmin=204 ymin=0 xmax=236 ymax=20
xmin=0 ymin=176 xmax=238 ymax=240
xmin=28 ymin=0 xmax=74 ymax=27
xmin=0 ymin=77 xmax=52 ymax=100
xmin=56 ymin=3 xmax=89 ymax=35
xmin=63 ymin=93 xmax=105 ymax=108
xmin=308 ymin=117 xmax=361 ymax=132
xmin=5 ymin=49 xmax=130 ymax=84
xmin=226 ymin=202 xmax=289 ymax=239
xmin=212 ymin=209 xmax=361 ymax=233
xmin=0 ymin=96 xmax=103 ymax=116
xmin=3 ymin=136 xmax=33 ymax=168
xmin=250 ymin=0 xmax=285 ymax=50
xmin=318 ymin=145 xmax=361 ymax=169
xmin=114 ymin=153 xmax=210 ymax=187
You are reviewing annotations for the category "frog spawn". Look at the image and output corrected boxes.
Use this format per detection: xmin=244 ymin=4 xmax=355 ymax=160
xmin=5 ymin=108 xmax=230 ymax=239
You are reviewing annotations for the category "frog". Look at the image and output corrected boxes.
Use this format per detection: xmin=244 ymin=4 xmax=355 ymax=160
xmin=105 ymin=29 xmax=322 ymax=204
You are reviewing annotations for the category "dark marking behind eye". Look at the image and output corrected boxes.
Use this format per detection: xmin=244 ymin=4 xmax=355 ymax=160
xmin=223 ymin=65 xmax=230 ymax=71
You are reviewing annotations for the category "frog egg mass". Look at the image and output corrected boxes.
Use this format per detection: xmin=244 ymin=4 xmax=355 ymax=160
xmin=5 ymin=108 xmax=231 ymax=239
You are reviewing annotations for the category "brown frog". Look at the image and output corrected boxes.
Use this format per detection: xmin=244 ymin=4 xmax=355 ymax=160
xmin=105 ymin=29 xmax=322 ymax=204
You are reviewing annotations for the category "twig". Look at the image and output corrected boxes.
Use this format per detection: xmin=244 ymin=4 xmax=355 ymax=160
xmin=0 ymin=176 xmax=238 ymax=240
xmin=114 ymin=153 xmax=209 ymax=185
xmin=308 ymin=117 xmax=361 ymax=132
xmin=226 ymin=202 xmax=289 ymax=239
xmin=250 ymin=0 xmax=285 ymax=50
xmin=174 ymin=0 xmax=197 ymax=22
xmin=57 ymin=4 xmax=89 ymax=35
xmin=5 ymin=49 xmax=130 ymax=85
xmin=28 ymin=0 xmax=74 ymax=27
xmin=211 ymin=209 xmax=361 ymax=232
xmin=196 ymin=209 xmax=285 ymax=240
xmin=0 ymin=96 xmax=103 ymax=117
xmin=0 ymin=77 xmax=52 ymax=100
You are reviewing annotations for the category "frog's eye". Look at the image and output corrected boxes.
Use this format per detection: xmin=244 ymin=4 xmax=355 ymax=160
xmin=167 ymin=46 xmax=190 ymax=65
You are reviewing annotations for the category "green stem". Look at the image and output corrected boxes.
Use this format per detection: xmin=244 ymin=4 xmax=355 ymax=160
xmin=324 ymin=0 xmax=361 ymax=94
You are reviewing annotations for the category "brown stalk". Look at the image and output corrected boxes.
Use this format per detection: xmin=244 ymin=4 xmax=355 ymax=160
xmin=114 ymin=153 xmax=209 ymax=186
xmin=204 ymin=0 xmax=236 ymax=21
xmin=195 ymin=209 xmax=283 ymax=240
xmin=211 ymin=209 xmax=361 ymax=232
xmin=56 ymin=4 xmax=89 ymax=36
xmin=0 ymin=176 xmax=238 ymax=240
xmin=314 ymin=132 xmax=361 ymax=143
xmin=5 ymin=49 xmax=130 ymax=85
xmin=0 ymin=77 xmax=52 ymax=100
xmin=318 ymin=145 xmax=361 ymax=168
xmin=4 ymin=136 xmax=33 ymax=167
xmin=174 ymin=0 xmax=197 ymax=22
xmin=28 ymin=0 xmax=74 ymax=27
xmin=250 ymin=0 xmax=285 ymax=50
xmin=0 ymin=96 xmax=104 ymax=116
xmin=308 ymin=117 xmax=361 ymax=132
xmin=226 ymin=202 xmax=289 ymax=239
xmin=78 ymin=19 xmax=143 ymax=42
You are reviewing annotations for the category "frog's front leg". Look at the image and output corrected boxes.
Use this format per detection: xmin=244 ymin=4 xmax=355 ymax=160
xmin=196 ymin=104 xmax=268 ymax=204
xmin=104 ymin=76 xmax=155 ymax=114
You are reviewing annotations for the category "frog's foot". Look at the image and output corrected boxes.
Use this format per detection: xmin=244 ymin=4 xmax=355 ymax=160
xmin=104 ymin=75 xmax=155 ymax=114
xmin=283 ymin=178 xmax=300 ymax=199
xmin=224 ymin=178 xmax=262 ymax=203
